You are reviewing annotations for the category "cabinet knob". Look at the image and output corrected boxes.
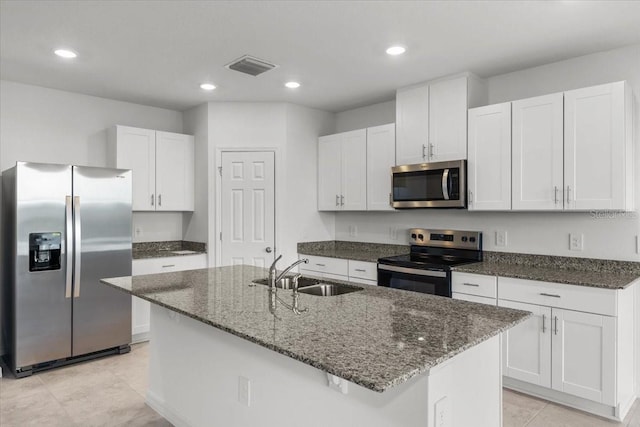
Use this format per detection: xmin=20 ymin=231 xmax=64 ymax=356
xmin=265 ymin=247 xmax=272 ymax=253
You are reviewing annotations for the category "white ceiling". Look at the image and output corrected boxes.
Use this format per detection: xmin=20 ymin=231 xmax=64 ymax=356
xmin=2 ymin=1 xmax=640 ymax=113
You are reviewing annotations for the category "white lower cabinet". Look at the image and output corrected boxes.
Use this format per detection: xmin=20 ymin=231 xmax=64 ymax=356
xmin=451 ymin=272 xmax=497 ymax=305
xmin=131 ymin=254 xmax=207 ymax=342
xmin=298 ymin=254 xmax=377 ymax=285
xmin=497 ymin=276 xmax=635 ymax=419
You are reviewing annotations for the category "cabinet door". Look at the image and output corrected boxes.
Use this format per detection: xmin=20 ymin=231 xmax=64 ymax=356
xmin=395 ymin=84 xmax=429 ymax=165
xmin=341 ymin=129 xmax=367 ymax=211
xmin=551 ymin=308 xmax=615 ymax=405
xmin=429 ymin=76 xmax=468 ymax=161
xmin=564 ymin=82 xmax=627 ymax=210
xmin=499 ymin=300 xmax=552 ymax=388
xmin=366 ymin=124 xmax=395 ymax=211
xmin=115 ymin=126 xmax=156 ymax=211
xmin=155 ymin=131 xmax=195 ymax=211
xmin=318 ymin=134 xmax=342 ymax=211
xmin=467 ymin=103 xmax=511 ymax=211
xmin=512 ymin=93 xmax=564 ymax=211
xmin=452 ymin=293 xmax=496 ymax=306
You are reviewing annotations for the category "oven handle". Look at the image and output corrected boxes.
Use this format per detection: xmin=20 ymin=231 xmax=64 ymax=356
xmin=377 ymin=264 xmax=447 ymax=278
xmin=442 ymin=168 xmax=450 ymax=200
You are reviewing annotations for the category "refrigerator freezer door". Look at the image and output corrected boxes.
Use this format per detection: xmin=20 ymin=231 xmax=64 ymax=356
xmin=14 ymin=162 xmax=73 ymax=368
xmin=71 ymin=166 xmax=132 ymax=356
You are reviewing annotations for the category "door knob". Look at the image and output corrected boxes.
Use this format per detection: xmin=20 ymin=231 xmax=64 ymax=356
xmin=265 ymin=247 xmax=272 ymax=253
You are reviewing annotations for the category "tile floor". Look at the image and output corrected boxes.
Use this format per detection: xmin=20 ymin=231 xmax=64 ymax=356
xmin=1 ymin=342 xmax=638 ymax=427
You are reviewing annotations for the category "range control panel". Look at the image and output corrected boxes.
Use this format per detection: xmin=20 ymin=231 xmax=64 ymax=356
xmin=409 ymin=228 xmax=482 ymax=251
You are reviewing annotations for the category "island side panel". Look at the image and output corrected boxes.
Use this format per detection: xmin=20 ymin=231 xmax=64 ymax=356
xmin=146 ymin=304 xmax=503 ymax=427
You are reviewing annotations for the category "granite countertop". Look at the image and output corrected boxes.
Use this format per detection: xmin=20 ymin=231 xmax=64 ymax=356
xmin=133 ymin=241 xmax=206 ymax=260
xmin=453 ymin=252 xmax=640 ymax=290
xmin=297 ymin=241 xmax=409 ymax=263
xmin=101 ymin=265 xmax=530 ymax=393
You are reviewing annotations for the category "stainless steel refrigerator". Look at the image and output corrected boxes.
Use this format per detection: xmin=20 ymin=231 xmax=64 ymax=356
xmin=2 ymin=162 xmax=132 ymax=377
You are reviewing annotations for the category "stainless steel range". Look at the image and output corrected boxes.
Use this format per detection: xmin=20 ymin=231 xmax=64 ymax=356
xmin=377 ymin=228 xmax=482 ymax=297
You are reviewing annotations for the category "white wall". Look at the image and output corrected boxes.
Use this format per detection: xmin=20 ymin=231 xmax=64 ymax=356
xmin=206 ymin=102 xmax=335 ymax=267
xmin=334 ymin=100 xmax=395 ymax=133
xmin=333 ymin=44 xmax=640 ymax=262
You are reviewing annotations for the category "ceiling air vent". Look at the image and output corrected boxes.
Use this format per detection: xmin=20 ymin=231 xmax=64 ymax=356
xmin=225 ymin=55 xmax=277 ymax=77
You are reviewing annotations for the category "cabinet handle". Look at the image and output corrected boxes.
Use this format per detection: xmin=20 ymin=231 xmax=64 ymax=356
xmin=151 ymin=194 xmax=154 ymax=206
xmin=566 ymin=186 xmax=571 ymax=204
xmin=462 ymin=282 xmax=480 ymax=287
xmin=542 ymin=314 xmax=546 ymax=333
xmin=355 ymin=268 xmax=366 ymax=272
xmin=428 ymin=143 xmax=434 ymax=159
xmin=422 ymin=144 xmax=427 ymax=159
xmin=539 ymin=293 xmax=561 ymax=298
xmin=158 ymin=194 xmax=162 ymax=206
xmin=315 ymin=263 xmax=326 ymax=267
xmin=554 ymin=186 xmax=558 ymax=204
xmin=340 ymin=195 xmax=344 ymax=206
xmin=554 ymin=316 xmax=558 ymax=335
xmin=468 ymin=190 xmax=473 ymax=205
xmin=162 ymin=264 xmax=175 ymax=268
xmin=336 ymin=195 xmax=340 ymax=207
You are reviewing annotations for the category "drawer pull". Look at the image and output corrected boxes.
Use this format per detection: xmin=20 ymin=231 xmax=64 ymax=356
xmin=542 ymin=314 xmax=546 ymax=333
xmin=315 ymin=263 xmax=326 ymax=267
xmin=162 ymin=264 xmax=176 ymax=268
xmin=540 ymin=293 xmax=561 ymax=298
xmin=463 ymin=283 xmax=480 ymax=287
xmin=354 ymin=268 xmax=367 ymax=272
xmin=554 ymin=316 xmax=559 ymax=335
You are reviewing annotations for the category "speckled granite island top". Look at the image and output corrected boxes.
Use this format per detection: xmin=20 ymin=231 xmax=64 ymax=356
xmin=132 ymin=241 xmax=206 ymax=260
xmin=453 ymin=252 xmax=640 ymax=290
xmin=101 ymin=265 xmax=529 ymax=393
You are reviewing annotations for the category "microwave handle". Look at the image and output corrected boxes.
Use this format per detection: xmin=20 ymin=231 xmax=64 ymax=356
xmin=442 ymin=169 xmax=450 ymax=200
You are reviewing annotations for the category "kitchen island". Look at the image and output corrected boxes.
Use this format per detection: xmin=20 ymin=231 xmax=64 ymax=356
xmin=101 ymin=265 xmax=530 ymax=427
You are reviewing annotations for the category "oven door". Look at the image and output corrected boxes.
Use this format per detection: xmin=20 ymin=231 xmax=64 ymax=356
xmin=377 ymin=264 xmax=451 ymax=297
xmin=391 ymin=160 xmax=465 ymax=208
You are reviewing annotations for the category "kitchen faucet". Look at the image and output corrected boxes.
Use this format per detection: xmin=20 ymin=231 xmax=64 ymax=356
xmin=268 ymin=255 xmax=309 ymax=291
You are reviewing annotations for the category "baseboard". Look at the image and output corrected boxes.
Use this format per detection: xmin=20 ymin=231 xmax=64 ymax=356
xmin=503 ymin=377 xmax=626 ymax=421
xmin=131 ymin=332 xmax=150 ymax=344
xmin=146 ymin=390 xmax=192 ymax=427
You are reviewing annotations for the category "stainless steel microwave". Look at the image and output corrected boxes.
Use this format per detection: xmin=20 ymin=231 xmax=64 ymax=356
xmin=391 ymin=160 xmax=466 ymax=208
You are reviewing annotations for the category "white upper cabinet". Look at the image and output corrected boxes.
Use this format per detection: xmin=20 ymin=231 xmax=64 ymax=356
xmin=564 ymin=81 xmax=632 ymax=211
xmin=468 ymin=102 xmax=512 ymax=211
xmin=317 ymin=129 xmax=366 ymax=211
xmin=396 ymin=84 xmax=429 ymax=165
xmin=429 ymin=77 xmax=469 ymax=162
xmin=108 ymin=125 xmax=195 ymax=211
xmin=396 ymin=74 xmax=487 ymax=165
xmin=366 ymin=124 xmax=395 ymax=211
xmin=512 ymin=93 xmax=564 ymax=211
xmin=155 ymin=131 xmax=195 ymax=211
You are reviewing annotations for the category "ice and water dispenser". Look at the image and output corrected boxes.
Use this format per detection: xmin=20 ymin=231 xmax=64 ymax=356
xmin=29 ymin=232 xmax=62 ymax=272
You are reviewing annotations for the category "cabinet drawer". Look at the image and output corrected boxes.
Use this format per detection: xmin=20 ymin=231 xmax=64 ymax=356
xmin=299 ymin=255 xmax=349 ymax=276
xmin=452 ymin=292 xmax=496 ymax=306
xmin=452 ymin=272 xmax=497 ymax=298
xmin=348 ymin=260 xmax=378 ymax=281
xmin=498 ymin=277 xmax=617 ymax=316
xmin=133 ymin=254 xmax=207 ymax=275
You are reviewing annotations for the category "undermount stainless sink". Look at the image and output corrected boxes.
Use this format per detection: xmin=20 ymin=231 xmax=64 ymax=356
xmin=296 ymin=283 xmax=363 ymax=296
xmin=252 ymin=276 xmax=319 ymax=290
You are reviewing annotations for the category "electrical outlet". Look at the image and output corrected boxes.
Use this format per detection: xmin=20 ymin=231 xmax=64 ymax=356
xmin=495 ymin=230 xmax=507 ymax=247
xmin=389 ymin=227 xmax=398 ymax=241
xmin=348 ymin=225 xmax=358 ymax=237
xmin=238 ymin=376 xmax=250 ymax=406
xmin=569 ymin=233 xmax=584 ymax=251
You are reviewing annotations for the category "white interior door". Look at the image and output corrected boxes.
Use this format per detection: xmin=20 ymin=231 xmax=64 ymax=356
xmin=220 ymin=151 xmax=275 ymax=268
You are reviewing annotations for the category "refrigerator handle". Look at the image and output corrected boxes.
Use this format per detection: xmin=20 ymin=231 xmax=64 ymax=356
xmin=65 ymin=196 xmax=73 ymax=298
xmin=73 ymin=196 xmax=82 ymax=298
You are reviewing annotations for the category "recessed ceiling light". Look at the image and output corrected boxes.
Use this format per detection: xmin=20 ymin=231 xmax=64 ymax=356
xmin=386 ymin=46 xmax=406 ymax=56
xmin=200 ymin=83 xmax=216 ymax=91
xmin=54 ymin=49 xmax=77 ymax=59
xmin=285 ymin=81 xmax=300 ymax=89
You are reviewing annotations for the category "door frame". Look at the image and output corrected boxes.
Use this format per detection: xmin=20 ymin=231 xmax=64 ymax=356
xmin=214 ymin=148 xmax=278 ymax=268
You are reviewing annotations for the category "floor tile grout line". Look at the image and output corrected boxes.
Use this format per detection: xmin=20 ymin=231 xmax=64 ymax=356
xmin=35 ymin=372 xmax=79 ymax=426
xmin=522 ymin=401 xmax=549 ymax=427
